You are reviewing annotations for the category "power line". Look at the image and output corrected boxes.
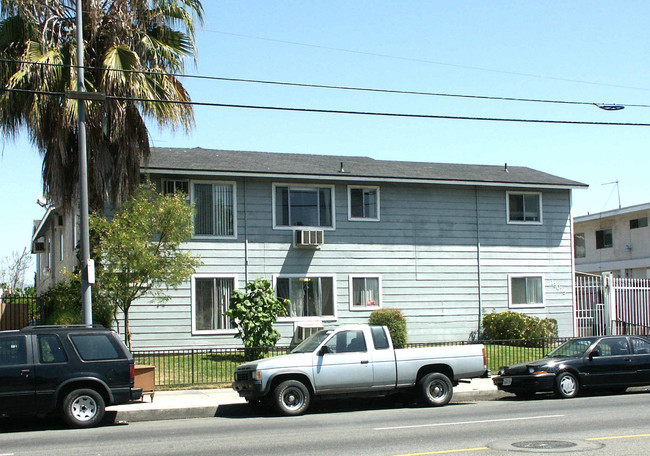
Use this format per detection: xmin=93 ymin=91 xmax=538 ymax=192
xmin=1 ymin=57 xmax=648 ymax=109
xmin=207 ymin=29 xmax=650 ymax=93
xmin=3 ymin=86 xmax=650 ymax=127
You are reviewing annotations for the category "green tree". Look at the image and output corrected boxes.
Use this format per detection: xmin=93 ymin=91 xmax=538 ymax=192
xmin=226 ymin=278 xmax=289 ymax=360
xmin=0 ymin=0 xmax=203 ymax=210
xmin=91 ymin=182 xmax=202 ymax=348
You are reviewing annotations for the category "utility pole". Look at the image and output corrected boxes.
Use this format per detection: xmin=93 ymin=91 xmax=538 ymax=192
xmin=75 ymin=0 xmax=93 ymax=326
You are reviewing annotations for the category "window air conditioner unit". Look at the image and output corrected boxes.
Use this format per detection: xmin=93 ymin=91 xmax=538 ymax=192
xmin=295 ymin=229 xmax=324 ymax=247
xmin=33 ymin=240 xmax=45 ymax=253
xmin=290 ymin=323 xmax=324 ymax=349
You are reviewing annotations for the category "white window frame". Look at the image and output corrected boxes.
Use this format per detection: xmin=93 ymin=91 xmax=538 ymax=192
xmin=508 ymin=274 xmax=545 ymax=309
xmin=272 ymin=183 xmax=336 ymax=230
xmin=190 ymin=180 xmax=237 ymax=239
xmin=273 ymin=274 xmax=338 ymax=322
xmin=191 ymin=273 xmax=239 ymax=335
xmin=506 ymin=191 xmax=543 ymax=225
xmin=347 ymin=186 xmax=380 ymax=222
xmin=348 ymin=275 xmax=382 ymax=311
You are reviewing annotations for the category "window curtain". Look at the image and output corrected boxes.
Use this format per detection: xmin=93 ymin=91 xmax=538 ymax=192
xmin=353 ymin=278 xmax=378 ymax=307
xmin=194 ymin=184 xmax=214 ymax=235
xmin=195 ymin=278 xmax=233 ymax=330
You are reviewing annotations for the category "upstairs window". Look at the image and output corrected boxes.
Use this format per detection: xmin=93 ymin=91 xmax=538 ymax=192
xmin=348 ymin=186 xmax=379 ymax=221
xmin=274 ymin=185 xmax=334 ymax=228
xmin=596 ymin=229 xmax=613 ymax=249
xmin=507 ymin=192 xmax=542 ymax=224
xmin=193 ymin=182 xmax=236 ymax=237
xmin=630 ymin=217 xmax=648 ymax=229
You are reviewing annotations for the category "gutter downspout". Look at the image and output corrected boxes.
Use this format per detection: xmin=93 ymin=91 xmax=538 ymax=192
xmin=243 ymin=177 xmax=249 ymax=285
xmin=475 ymin=186 xmax=483 ymax=337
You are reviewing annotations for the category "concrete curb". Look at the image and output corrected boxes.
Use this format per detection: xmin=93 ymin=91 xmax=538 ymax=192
xmin=108 ymin=384 xmax=509 ymax=424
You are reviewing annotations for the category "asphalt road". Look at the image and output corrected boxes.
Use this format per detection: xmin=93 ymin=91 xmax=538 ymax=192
xmin=1 ymin=391 xmax=650 ymax=456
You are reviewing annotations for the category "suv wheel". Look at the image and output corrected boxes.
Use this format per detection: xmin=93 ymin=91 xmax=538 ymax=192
xmin=62 ymin=389 xmax=105 ymax=428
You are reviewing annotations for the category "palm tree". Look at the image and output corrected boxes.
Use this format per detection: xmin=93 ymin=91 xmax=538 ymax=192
xmin=0 ymin=0 xmax=204 ymax=210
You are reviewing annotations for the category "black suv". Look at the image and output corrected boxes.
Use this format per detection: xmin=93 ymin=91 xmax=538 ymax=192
xmin=0 ymin=325 xmax=142 ymax=427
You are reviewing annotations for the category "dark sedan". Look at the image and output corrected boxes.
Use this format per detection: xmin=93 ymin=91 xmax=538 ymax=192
xmin=493 ymin=335 xmax=650 ymax=399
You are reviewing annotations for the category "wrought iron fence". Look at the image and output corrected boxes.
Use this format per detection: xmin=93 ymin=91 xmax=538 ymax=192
xmin=132 ymin=338 xmax=569 ymax=388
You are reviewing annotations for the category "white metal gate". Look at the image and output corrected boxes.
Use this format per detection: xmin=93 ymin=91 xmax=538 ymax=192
xmin=575 ymin=273 xmax=650 ymax=337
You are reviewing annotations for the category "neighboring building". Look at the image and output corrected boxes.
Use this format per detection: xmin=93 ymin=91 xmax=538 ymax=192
xmin=31 ymin=206 xmax=78 ymax=293
xmin=31 ymin=148 xmax=587 ymax=348
xmin=574 ymin=203 xmax=650 ymax=279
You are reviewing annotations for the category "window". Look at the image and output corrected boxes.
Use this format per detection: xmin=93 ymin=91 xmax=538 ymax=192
xmin=164 ymin=179 xmax=189 ymax=196
xmin=630 ymin=217 xmax=648 ymax=229
xmin=348 ymin=186 xmax=379 ymax=221
xmin=324 ymin=330 xmax=367 ymax=353
xmin=0 ymin=336 xmax=27 ymax=366
xmin=594 ymin=338 xmax=630 ymax=356
xmin=509 ymin=275 xmax=544 ymax=307
xmin=192 ymin=276 xmax=236 ymax=333
xmin=631 ymin=338 xmax=650 ymax=355
xmin=596 ymin=229 xmax=613 ymax=249
xmin=349 ymin=275 xmax=381 ymax=310
xmin=193 ymin=182 xmax=236 ymax=237
xmin=574 ymin=233 xmax=586 ymax=258
xmin=507 ymin=192 xmax=542 ymax=224
xmin=371 ymin=326 xmax=390 ymax=350
xmin=70 ymin=334 xmax=120 ymax=361
xmin=164 ymin=179 xmax=190 ymax=203
xmin=274 ymin=184 xmax=334 ymax=228
xmin=38 ymin=335 xmax=67 ymax=363
xmin=276 ymin=276 xmax=335 ymax=318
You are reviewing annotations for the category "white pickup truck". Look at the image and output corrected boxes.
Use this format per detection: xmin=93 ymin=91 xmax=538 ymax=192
xmin=232 ymin=324 xmax=488 ymax=415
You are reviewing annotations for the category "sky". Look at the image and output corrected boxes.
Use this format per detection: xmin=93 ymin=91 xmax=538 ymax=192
xmin=2 ymin=1 xmax=650 ymax=283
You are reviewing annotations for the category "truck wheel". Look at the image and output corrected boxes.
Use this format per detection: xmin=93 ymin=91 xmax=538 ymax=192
xmin=554 ymin=372 xmax=579 ymax=399
xmin=273 ymin=380 xmax=311 ymax=416
xmin=61 ymin=388 xmax=105 ymax=428
xmin=418 ymin=373 xmax=453 ymax=407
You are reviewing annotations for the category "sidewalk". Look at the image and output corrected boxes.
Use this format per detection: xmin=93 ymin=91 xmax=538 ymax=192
xmin=106 ymin=377 xmax=507 ymax=423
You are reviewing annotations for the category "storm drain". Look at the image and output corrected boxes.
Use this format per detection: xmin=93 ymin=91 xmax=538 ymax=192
xmin=512 ymin=441 xmax=578 ymax=450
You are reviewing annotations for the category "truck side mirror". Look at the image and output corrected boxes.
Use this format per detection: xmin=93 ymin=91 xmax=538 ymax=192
xmin=318 ymin=346 xmax=330 ymax=356
xmin=589 ymin=349 xmax=600 ymax=360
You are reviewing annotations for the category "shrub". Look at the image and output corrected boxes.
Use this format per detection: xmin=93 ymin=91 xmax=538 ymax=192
xmin=369 ymin=308 xmax=407 ymax=348
xmin=481 ymin=311 xmax=558 ymax=347
xmin=39 ymin=276 xmax=114 ymax=329
xmin=226 ymin=278 xmax=289 ymax=360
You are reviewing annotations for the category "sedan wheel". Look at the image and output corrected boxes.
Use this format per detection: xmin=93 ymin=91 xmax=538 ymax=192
xmin=554 ymin=372 xmax=579 ymax=399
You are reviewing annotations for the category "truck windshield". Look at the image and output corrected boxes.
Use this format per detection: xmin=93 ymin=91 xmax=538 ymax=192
xmin=290 ymin=330 xmax=333 ymax=353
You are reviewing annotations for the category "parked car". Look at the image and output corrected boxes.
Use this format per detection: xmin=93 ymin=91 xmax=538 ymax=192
xmin=493 ymin=335 xmax=650 ymax=399
xmin=233 ymin=324 xmax=488 ymax=415
xmin=0 ymin=325 xmax=142 ymax=427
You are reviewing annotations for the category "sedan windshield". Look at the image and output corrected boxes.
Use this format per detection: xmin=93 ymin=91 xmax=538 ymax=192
xmin=546 ymin=337 xmax=597 ymax=358
xmin=290 ymin=330 xmax=333 ymax=353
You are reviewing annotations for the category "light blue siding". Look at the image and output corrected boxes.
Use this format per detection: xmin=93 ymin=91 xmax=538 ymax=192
xmin=127 ymin=178 xmax=574 ymax=349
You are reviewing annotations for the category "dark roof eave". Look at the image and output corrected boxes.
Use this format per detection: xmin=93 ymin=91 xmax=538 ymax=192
xmin=141 ymin=165 xmax=588 ymax=190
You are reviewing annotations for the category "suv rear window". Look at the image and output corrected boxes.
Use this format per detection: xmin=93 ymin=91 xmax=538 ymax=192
xmin=70 ymin=334 xmax=121 ymax=361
